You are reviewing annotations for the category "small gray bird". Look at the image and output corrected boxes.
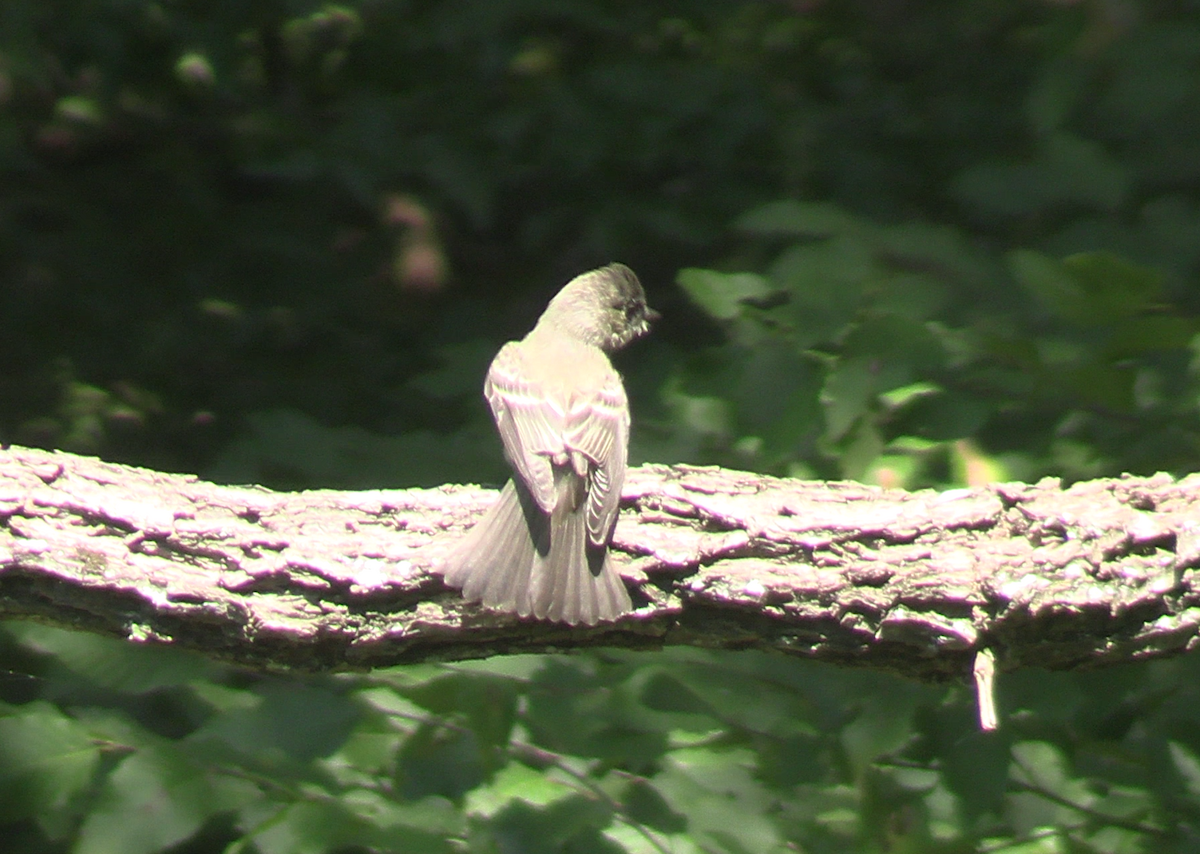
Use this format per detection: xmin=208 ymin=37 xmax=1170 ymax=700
xmin=441 ymin=264 xmax=656 ymax=625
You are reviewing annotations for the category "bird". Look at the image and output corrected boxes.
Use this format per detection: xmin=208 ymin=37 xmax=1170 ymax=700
xmin=441 ymin=263 xmax=656 ymax=625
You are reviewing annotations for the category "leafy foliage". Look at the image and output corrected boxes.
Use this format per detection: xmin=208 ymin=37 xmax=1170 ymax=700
xmin=5 ymin=625 xmax=1200 ymax=853
xmin=3 ymin=1 xmax=1200 ymax=852
xmin=673 ymin=206 xmax=1200 ymax=486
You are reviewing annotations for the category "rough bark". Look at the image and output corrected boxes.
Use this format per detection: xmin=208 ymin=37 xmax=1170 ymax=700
xmin=0 ymin=445 xmax=1196 ymax=682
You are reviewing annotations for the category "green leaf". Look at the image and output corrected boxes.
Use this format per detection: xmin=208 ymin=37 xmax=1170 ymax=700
xmin=340 ymin=789 xmax=462 ymax=839
xmin=979 ymin=835 xmax=1065 ymax=854
xmin=821 ymin=354 xmax=911 ymax=445
xmin=840 ymin=692 xmax=924 ymax=779
xmin=604 ymin=825 xmax=704 ymax=854
xmin=868 ymin=272 xmax=950 ymax=321
xmin=465 ymin=762 xmax=576 ymax=817
xmin=895 ymin=388 xmax=993 ymax=443
xmin=647 ymin=662 xmax=820 ymax=739
xmin=370 ymin=664 xmax=462 ymax=690
xmin=444 ymin=655 xmax=551 ymax=681
xmin=323 ymin=722 xmax=406 ymax=779
xmin=869 ymin=221 xmax=993 ymax=295
xmin=523 ymin=658 xmax=669 ymax=767
xmin=938 ymin=728 xmax=1013 ymax=822
xmin=241 ymin=800 xmax=367 ymax=854
xmin=1007 ymin=741 xmax=1094 ymax=835
xmin=663 ymin=375 xmax=734 ymax=441
xmin=1106 ymin=315 xmax=1197 ymax=357
xmin=1008 ymin=249 xmax=1164 ymax=328
xmin=353 ymin=685 xmax=429 ymax=720
xmin=878 ymin=381 xmax=942 ymax=410
xmin=779 ymin=783 xmax=860 ymax=846
xmin=838 ymin=412 xmax=884 ymax=481
xmin=843 ymin=313 xmax=946 ymax=374
xmin=1062 ymin=361 xmax=1137 ymax=412
xmin=7 ymin=622 xmax=214 ymax=693
xmin=613 ymin=776 xmax=687 ymax=834
xmin=631 ymin=670 xmax=728 ymax=737
xmin=479 ymin=794 xmax=614 ymax=852
xmin=0 ymin=701 xmax=100 ymax=825
xmin=1009 ymin=250 xmax=1090 ymax=325
xmin=394 ymin=722 xmax=485 ymax=800
xmin=676 ymin=268 xmax=773 ymax=321
xmin=771 ymin=234 xmax=877 ymax=303
xmin=952 ymin=132 xmax=1130 ymax=217
xmin=653 ymin=748 xmax=782 ymax=854
xmin=189 ymin=679 xmax=361 ymax=765
xmin=730 ymin=339 xmax=823 ymax=447
xmin=1059 ymin=251 xmax=1164 ymax=321
xmin=821 ymin=356 xmax=879 ymax=442
xmin=75 ymin=747 xmax=216 ymax=854
xmin=1169 ymin=742 xmax=1200 ymax=800
xmin=397 ymin=672 xmax=519 ymax=749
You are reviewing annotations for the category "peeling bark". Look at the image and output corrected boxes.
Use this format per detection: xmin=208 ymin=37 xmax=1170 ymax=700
xmin=1 ymin=445 xmax=1197 ymax=681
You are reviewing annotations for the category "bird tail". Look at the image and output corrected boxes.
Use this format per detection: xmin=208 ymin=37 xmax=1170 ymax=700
xmin=441 ymin=480 xmax=632 ymax=625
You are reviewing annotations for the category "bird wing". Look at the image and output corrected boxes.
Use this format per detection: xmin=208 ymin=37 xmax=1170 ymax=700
xmin=486 ymin=341 xmax=629 ymax=544
xmin=564 ymin=371 xmax=629 ymax=547
xmin=484 ymin=343 xmax=564 ymax=514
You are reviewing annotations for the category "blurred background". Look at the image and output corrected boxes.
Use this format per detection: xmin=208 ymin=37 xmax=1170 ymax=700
xmin=4 ymin=1 xmax=1200 ymax=851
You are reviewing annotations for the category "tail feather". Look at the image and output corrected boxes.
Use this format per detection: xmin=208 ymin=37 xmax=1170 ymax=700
xmin=443 ymin=480 xmax=538 ymax=617
xmin=442 ymin=479 xmax=632 ymax=625
xmin=534 ymin=497 xmax=580 ymax=622
xmin=534 ymin=496 xmax=631 ymax=625
xmin=595 ymin=554 xmax=629 ymax=623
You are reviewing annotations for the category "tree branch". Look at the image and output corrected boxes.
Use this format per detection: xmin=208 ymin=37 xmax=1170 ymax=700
xmin=1 ymin=445 xmax=1197 ymax=681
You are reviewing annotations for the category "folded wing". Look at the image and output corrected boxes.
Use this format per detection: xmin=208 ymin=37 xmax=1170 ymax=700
xmin=484 ymin=343 xmax=563 ymax=513
xmin=564 ymin=376 xmax=628 ymax=546
xmin=485 ymin=342 xmax=628 ymax=545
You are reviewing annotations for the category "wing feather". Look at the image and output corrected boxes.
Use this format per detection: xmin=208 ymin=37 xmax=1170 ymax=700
xmin=564 ymin=375 xmax=628 ymax=546
xmin=484 ymin=343 xmax=563 ymax=513
xmin=485 ymin=341 xmax=628 ymax=546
